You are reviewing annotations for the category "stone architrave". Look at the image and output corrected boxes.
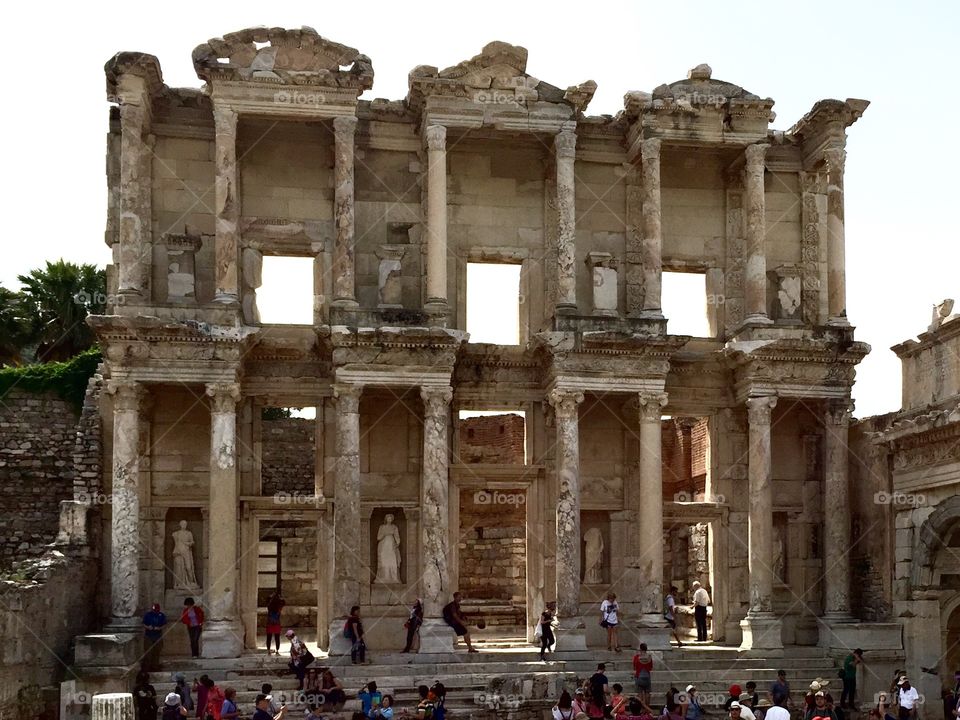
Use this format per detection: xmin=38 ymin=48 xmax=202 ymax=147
xmin=213 ymin=106 xmax=240 ymax=303
xmin=554 ymin=131 xmax=577 ymax=311
xmin=640 ymin=139 xmax=663 ymax=317
xmin=743 ymin=144 xmax=772 ymax=325
xmin=425 ymin=125 xmax=448 ymax=311
xmin=824 ymin=147 xmax=848 ymax=325
xmin=203 ymin=382 xmax=243 ymax=658
xmin=823 ymin=399 xmax=853 ymax=617
xmin=117 ymin=100 xmax=149 ymax=298
xmin=332 ymin=116 xmax=358 ymax=307
xmin=418 ymin=386 xmax=454 ymax=653
xmin=547 ymin=388 xmax=585 ymax=648
xmin=106 ymin=380 xmax=145 ymax=623
xmin=637 ymin=392 xmax=668 ymax=623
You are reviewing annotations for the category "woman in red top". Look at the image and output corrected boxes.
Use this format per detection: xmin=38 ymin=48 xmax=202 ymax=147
xmin=633 ymin=642 xmax=654 ymax=706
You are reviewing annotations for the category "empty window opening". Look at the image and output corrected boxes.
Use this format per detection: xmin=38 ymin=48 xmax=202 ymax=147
xmin=662 ymin=271 xmax=712 ymax=337
xmin=257 ymin=539 xmax=280 ymax=593
xmin=458 ymin=410 xmax=526 ymax=464
xmin=466 ymin=263 xmax=521 ymax=344
xmin=257 ymin=256 xmax=313 ymax=324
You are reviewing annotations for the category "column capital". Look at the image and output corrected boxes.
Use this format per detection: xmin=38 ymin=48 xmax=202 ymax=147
xmin=640 ymin=137 xmax=661 ymax=161
xmin=205 ymin=382 xmax=241 ymax=413
xmin=823 ymin=146 xmax=846 ymax=174
xmin=554 ymin=130 xmax=577 ymax=159
xmin=425 ymin=124 xmax=447 ymax=151
xmin=333 ymin=115 xmax=358 ymax=138
xmin=825 ymin=399 xmax=853 ymax=427
xmin=333 ymin=382 xmax=363 ymax=413
xmin=744 ymin=142 xmax=769 ymax=169
xmin=746 ymin=395 xmax=777 ymax=425
xmin=213 ymin=105 xmax=238 ymax=135
xmin=637 ymin=392 xmax=668 ymax=422
xmin=106 ymin=379 xmax=146 ymax=412
xmin=420 ymin=386 xmax=453 ymax=415
xmin=547 ymin=388 xmax=584 ymax=419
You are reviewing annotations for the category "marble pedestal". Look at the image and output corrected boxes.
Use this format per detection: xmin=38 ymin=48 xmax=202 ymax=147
xmin=554 ymin=621 xmax=588 ymax=652
xmin=327 ymin=619 xmax=353 ymax=656
xmin=635 ymin=615 xmax=675 ymax=651
xmin=200 ymin=619 xmax=244 ymax=658
xmin=416 ymin=618 xmax=459 ymax=656
xmin=739 ymin=613 xmax=784 ymax=655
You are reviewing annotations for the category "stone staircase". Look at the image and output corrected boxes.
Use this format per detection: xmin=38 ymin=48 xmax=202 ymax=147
xmin=146 ymin=639 xmax=840 ymax=719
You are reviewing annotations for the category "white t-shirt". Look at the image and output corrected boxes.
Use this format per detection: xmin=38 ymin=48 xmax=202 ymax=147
xmin=601 ymin=599 xmax=619 ymax=624
xmin=899 ymin=687 xmax=920 ymax=710
xmin=739 ymin=706 xmax=756 ymax=720
xmin=765 ymin=706 xmax=790 ymax=720
xmin=665 ymin=594 xmax=676 ymax=620
xmin=693 ymin=587 xmax=710 ymax=607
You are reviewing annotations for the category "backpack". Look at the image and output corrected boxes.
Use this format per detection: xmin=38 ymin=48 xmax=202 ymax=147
xmin=343 ymin=619 xmax=353 ymax=639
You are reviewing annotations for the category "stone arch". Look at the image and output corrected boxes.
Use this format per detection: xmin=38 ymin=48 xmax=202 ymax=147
xmin=913 ymin=495 xmax=960 ymax=591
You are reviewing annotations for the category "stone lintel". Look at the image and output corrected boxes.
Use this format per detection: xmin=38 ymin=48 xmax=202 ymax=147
xmin=208 ymin=83 xmax=361 ymax=120
xmin=546 ymin=375 xmax=665 ymax=396
xmin=334 ymin=368 xmax=452 ymax=389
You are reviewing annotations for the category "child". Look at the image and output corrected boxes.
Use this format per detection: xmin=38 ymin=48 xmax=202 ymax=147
xmin=610 ymin=685 xmax=627 ymax=718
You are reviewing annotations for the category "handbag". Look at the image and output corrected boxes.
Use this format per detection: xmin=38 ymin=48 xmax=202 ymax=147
xmin=301 ymin=648 xmax=316 ymax=667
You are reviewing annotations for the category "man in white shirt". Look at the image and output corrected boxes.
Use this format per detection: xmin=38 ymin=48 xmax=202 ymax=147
xmin=691 ymin=581 xmax=711 ymax=642
xmin=897 ymin=677 xmax=920 ymax=720
xmin=765 ymin=694 xmax=791 ymax=720
xmin=730 ymin=700 xmax=755 ymax=720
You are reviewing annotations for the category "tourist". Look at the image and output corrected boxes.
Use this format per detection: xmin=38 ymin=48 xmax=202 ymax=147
xmin=554 ymin=691 xmax=576 ymax=720
xmin=725 ymin=686 xmax=743 ymax=711
xmin=173 ymin=673 xmax=193 ymax=712
xmin=430 ymin=682 xmax=447 ymax=720
xmin=745 ymin=683 xmax=759 ymax=709
xmin=265 ymin=591 xmax=285 ymax=656
xmin=163 ymin=693 xmax=188 ymax=720
xmin=765 ymin=694 xmax=790 ymax=720
xmin=252 ymin=693 xmax=286 ymax=720
xmin=622 ymin=697 xmax=650 ymax=720
xmin=202 ymin=677 xmax=224 ymax=720
xmin=319 ymin=668 xmax=347 ymax=710
xmin=770 ymin=671 xmax=790 ymax=707
xmin=632 ymin=642 xmax=653 ymax=705
xmin=730 ymin=702 xmax=745 ymax=720
xmin=610 ymin=684 xmax=627 ymax=717
xmin=665 ymin=688 xmax=685 ymax=720
xmin=219 ymin=688 xmax=239 ymax=720
xmin=588 ymin=663 xmax=610 ymax=714
xmin=415 ymin=684 xmax=434 ymax=718
xmin=889 ymin=671 xmax=907 ymax=698
xmin=373 ymin=694 xmax=395 ymax=719
xmin=180 ymin=597 xmax=204 ymax=658
xmin=134 ymin=671 xmax=159 ymax=720
xmin=600 ymin=592 xmax=621 ymax=652
xmin=898 ymin=677 xmax=920 ymax=720
xmin=684 ymin=685 xmax=705 ymax=720
xmin=193 ymin=676 xmax=210 ymax=720
xmin=286 ymin=629 xmax=313 ymax=689
xmin=303 ymin=669 xmax=321 ymax=706
xmin=573 ymin=689 xmax=589 ymax=716
xmin=358 ymin=681 xmax=382 ymax=717
xmin=691 ymin=581 xmax=710 ymax=642
xmin=304 ymin=705 xmax=322 ymax=720
xmin=142 ymin=603 xmax=167 ymax=671
xmin=441 ymin=592 xmax=478 ymax=652
xmin=401 ymin=599 xmax=423 ymax=653
xmin=738 ymin=693 xmax=757 ymax=720
xmin=840 ymin=649 xmax=864 ymax=710
xmin=665 ymin=587 xmax=683 ymax=647
xmin=345 ymin=605 xmax=367 ymax=664
xmin=260 ymin=685 xmax=281 ymax=717
xmin=805 ymin=691 xmax=837 ymax=720
xmin=539 ymin=608 xmax=558 ymax=661
xmin=872 ymin=691 xmax=896 ymax=720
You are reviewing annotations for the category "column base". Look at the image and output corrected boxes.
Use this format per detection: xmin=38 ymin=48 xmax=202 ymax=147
xmin=331 ymin=297 xmax=360 ymax=310
xmin=738 ymin=613 xmax=784 ymax=655
xmin=638 ymin=309 xmax=664 ymax=321
xmin=826 ymin=316 xmax=851 ymax=328
xmin=635 ymin=614 xmax=675 ymax=651
xmin=554 ymin=620 xmax=588 ymax=652
xmin=213 ymin=293 xmax=240 ymax=305
xmin=416 ymin=618 xmax=459 ymax=655
xmin=742 ymin=313 xmax=775 ymax=326
xmin=201 ymin=619 xmax=244 ymax=658
xmin=423 ymin=300 xmax=449 ymax=325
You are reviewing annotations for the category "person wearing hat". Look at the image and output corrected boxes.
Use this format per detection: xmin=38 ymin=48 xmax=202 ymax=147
xmin=805 ymin=691 xmax=838 ymax=720
xmin=286 ymin=629 xmax=312 ymax=690
xmin=253 ymin=693 xmax=286 ymax=720
xmin=729 ymin=702 xmax=744 ymax=720
xmin=737 ymin=693 xmax=757 ymax=720
xmin=841 ymin=649 xmax=865 ymax=710
xmin=162 ymin=692 xmax=188 ymax=720
xmin=572 ymin=688 xmax=588 ymax=716
xmin=685 ymin=685 xmax=705 ymax=720
xmin=897 ymin=677 xmax=920 ymax=720
xmin=142 ymin=603 xmax=167 ymax=671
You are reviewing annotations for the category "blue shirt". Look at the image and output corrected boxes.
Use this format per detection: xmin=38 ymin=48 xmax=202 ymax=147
xmin=359 ymin=690 xmax=382 ymax=716
xmin=143 ymin=610 xmax=166 ymax=639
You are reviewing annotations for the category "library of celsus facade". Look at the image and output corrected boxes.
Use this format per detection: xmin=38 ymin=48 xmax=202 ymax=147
xmin=85 ymin=26 xmax=887 ymax=665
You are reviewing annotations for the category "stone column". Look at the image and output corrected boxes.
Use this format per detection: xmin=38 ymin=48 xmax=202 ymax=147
xmin=824 ymin=147 xmax=848 ymax=325
xmin=640 ymin=138 xmax=663 ymax=317
xmin=743 ymin=144 xmax=772 ymax=325
xmin=548 ymin=388 xmax=585 ymax=649
xmin=328 ymin=382 xmax=362 ymax=652
xmin=332 ymin=116 xmax=358 ymax=307
xmin=203 ymin=382 xmax=243 ymax=658
xmin=424 ymin=125 xmax=448 ymax=313
xmin=117 ymin=101 xmax=150 ymax=298
xmin=823 ymin=400 xmax=853 ymax=617
xmin=739 ymin=395 xmax=783 ymax=652
xmin=213 ymin=106 xmax=240 ymax=304
xmin=106 ymin=380 xmax=145 ymax=624
xmin=418 ymin=386 xmax=455 ymax=652
xmin=554 ymin=131 xmax=578 ymax=311
xmin=637 ymin=393 xmax=668 ymax=613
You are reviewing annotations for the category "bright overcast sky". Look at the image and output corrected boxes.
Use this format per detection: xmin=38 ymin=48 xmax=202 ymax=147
xmin=2 ymin=0 xmax=957 ymax=418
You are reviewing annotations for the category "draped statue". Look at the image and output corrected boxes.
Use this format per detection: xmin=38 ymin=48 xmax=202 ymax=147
xmin=375 ymin=514 xmax=402 ymax=584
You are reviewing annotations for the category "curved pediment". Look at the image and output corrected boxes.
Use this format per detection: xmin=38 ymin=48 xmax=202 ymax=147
xmin=192 ymin=26 xmax=373 ymax=90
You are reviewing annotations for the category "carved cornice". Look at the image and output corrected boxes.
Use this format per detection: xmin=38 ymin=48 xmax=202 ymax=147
xmin=105 ymin=52 xmax=164 ymax=103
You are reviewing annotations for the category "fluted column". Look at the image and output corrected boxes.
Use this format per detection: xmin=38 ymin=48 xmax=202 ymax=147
xmin=332 ymin=383 xmax=362 ymax=618
xmin=640 ymin=139 xmax=663 ymax=317
xmin=213 ymin=106 xmax=240 ymax=303
xmin=204 ymin=382 xmax=243 ymax=657
xmin=823 ymin=400 xmax=852 ymax=616
xmin=547 ymin=388 xmax=585 ymax=648
xmin=425 ymin=125 xmax=448 ymax=312
xmin=106 ymin=380 xmax=145 ymax=622
xmin=824 ymin=147 xmax=848 ymax=325
xmin=332 ymin=116 xmax=358 ymax=307
xmin=743 ymin=144 xmax=771 ymax=324
xmin=638 ymin=392 xmax=668 ymax=617
xmin=554 ymin=131 xmax=578 ymax=311
xmin=117 ymin=101 xmax=150 ymax=298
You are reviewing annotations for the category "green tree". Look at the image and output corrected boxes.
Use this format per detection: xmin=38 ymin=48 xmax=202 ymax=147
xmin=17 ymin=260 xmax=106 ymax=362
xmin=0 ymin=286 xmax=30 ymax=366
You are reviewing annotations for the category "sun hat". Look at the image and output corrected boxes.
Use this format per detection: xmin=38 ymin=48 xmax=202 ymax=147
xmin=164 ymin=693 xmax=181 ymax=707
xmin=730 ymin=702 xmax=741 ymax=710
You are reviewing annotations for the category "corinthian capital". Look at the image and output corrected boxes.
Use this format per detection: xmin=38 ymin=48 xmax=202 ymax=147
xmin=823 ymin=146 xmax=846 ymax=176
xmin=206 ymin=382 xmax=241 ymax=413
xmin=554 ymin=130 xmax=577 ymax=159
xmin=637 ymin=392 xmax=668 ymax=422
xmin=547 ymin=388 xmax=584 ymax=420
xmin=421 ymin=386 xmax=453 ymax=416
xmin=333 ymin=115 xmax=358 ymax=141
xmin=640 ymin=137 xmax=661 ymax=162
xmin=333 ymin=383 xmax=363 ymax=414
xmin=746 ymin=395 xmax=777 ymax=426
xmin=425 ymin=124 xmax=447 ymax=151
xmin=744 ymin=143 xmax=769 ymax=171
xmin=825 ymin=399 xmax=853 ymax=427
xmin=107 ymin=379 xmax=146 ymax=413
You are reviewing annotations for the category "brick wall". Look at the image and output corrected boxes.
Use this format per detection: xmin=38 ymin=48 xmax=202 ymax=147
xmin=459 ymin=413 xmax=525 ymax=464
xmin=661 ymin=417 xmax=709 ymax=500
xmin=261 ymin=416 xmax=315 ymax=496
xmin=458 ymin=487 xmax=526 ymax=603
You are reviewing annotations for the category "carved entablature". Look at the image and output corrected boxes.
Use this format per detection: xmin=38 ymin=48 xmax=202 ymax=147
xmin=192 ymin=27 xmax=373 ymax=118
xmin=105 ymin=52 xmax=164 ymax=104
xmin=453 ymin=345 xmax=543 ymax=399
xmin=789 ymin=98 xmax=870 ymax=167
xmin=724 ymin=337 xmax=869 ymax=403
xmin=407 ymin=41 xmax=593 ymax=132
xmin=622 ymin=63 xmax=775 ymax=151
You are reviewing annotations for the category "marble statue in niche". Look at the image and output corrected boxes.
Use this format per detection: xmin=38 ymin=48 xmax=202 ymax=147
xmin=375 ymin=513 xmax=402 ymax=584
xmin=172 ymin=520 xmax=200 ymax=590
xmin=583 ymin=526 xmax=604 ymax=584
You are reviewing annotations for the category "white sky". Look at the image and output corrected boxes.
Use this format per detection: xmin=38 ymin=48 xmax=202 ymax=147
xmin=3 ymin=0 xmax=958 ymax=418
